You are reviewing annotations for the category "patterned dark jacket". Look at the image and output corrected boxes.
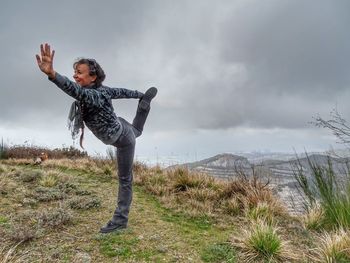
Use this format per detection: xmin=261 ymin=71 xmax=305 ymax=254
xmin=50 ymin=73 xmax=143 ymax=145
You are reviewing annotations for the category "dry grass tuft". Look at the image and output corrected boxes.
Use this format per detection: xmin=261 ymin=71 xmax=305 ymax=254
xmin=219 ymin=176 xmax=285 ymax=217
xmin=170 ymin=168 xmax=217 ymax=192
xmin=39 ymin=173 xmax=58 ymax=187
xmin=303 ymin=203 xmax=325 ymax=231
xmin=246 ymin=201 xmax=275 ymax=225
xmin=145 ymin=184 xmax=169 ymax=196
xmin=221 ymin=197 xmax=241 ymax=216
xmin=312 ymin=228 xmax=350 ymax=262
xmin=231 ymin=220 xmax=298 ymax=262
xmin=185 ymin=199 xmax=214 ymax=216
xmin=185 ymin=187 xmax=219 ymax=202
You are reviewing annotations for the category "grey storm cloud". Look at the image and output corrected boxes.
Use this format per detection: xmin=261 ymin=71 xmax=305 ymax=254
xmin=1 ymin=0 xmax=349 ymax=134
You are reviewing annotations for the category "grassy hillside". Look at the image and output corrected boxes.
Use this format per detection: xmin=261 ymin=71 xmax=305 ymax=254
xmin=0 ymin=158 xmax=349 ymax=262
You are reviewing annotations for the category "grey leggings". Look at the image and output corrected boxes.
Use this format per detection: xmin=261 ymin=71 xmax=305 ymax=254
xmin=111 ymin=105 xmax=149 ymax=226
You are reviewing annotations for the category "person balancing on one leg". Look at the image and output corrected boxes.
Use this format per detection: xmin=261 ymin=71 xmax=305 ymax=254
xmin=36 ymin=43 xmax=157 ymax=233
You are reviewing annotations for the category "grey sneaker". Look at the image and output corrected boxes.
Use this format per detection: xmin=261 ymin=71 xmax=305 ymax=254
xmin=139 ymin=87 xmax=157 ymax=111
xmin=99 ymin=221 xmax=127 ymax=233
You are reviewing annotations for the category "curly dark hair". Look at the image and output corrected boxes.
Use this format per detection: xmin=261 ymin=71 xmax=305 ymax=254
xmin=73 ymin=58 xmax=106 ymax=87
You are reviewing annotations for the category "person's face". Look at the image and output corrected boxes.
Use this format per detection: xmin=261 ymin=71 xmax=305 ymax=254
xmin=73 ymin=63 xmax=96 ymax=87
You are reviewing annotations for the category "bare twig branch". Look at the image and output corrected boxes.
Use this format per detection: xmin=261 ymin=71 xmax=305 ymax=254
xmin=312 ymin=108 xmax=350 ymax=145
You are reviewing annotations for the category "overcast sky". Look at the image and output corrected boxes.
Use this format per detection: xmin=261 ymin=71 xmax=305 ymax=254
xmin=1 ymin=0 xmax=349 ymax=164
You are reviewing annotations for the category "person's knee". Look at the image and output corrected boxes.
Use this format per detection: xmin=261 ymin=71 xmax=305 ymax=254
xmin=119 ymin=176 xmax=133 ymax=186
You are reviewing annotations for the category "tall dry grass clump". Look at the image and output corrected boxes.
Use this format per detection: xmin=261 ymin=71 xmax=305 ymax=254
xmin=294 ymin=155 xmax=350 ymax=229
xmin=135 ymin=166 xmax=284 ymax=219
xmin=219 ymin=173 xmax=285 ymax=217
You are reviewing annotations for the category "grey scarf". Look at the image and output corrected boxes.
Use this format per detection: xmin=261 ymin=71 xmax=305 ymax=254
xmin=68 ymin=101 xmax=85 ymax=149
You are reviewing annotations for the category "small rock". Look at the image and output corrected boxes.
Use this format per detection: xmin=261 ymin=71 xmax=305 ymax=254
xmin=149 ymin=234 xmax=161 ymax=241
xmin=157 ymin=245 xmax=168 ymax=253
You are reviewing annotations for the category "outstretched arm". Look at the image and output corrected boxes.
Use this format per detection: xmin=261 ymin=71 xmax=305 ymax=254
xmin=109 ymin=87 xmax=144 ymax=99
xmin=35 ymin=43 xmax=100 ymax=104
xmin=35 ymin=43 xmax=56 ymax=79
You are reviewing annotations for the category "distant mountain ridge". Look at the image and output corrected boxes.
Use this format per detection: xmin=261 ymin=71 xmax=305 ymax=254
xmin=180 ymin=153 xmax=250 ymax=169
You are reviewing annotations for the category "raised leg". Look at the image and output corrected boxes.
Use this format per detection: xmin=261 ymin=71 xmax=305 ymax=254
xmin=132 ymin=87 xmax=157 ymax=136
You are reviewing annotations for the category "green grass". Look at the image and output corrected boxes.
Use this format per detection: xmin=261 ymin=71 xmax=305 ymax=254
xmin=248 ymin=224 xmax=282 ymax=259
xmin=1 ymin=160 xmax=238 ymax=262
xmin=0 ymin=216 xmax=9 ymax=225
xmin=97 ymin=231 xmax=137 ymax=258
xmin=201 ymin=242 xmax=236 ymax=262
xmin=0 ymin=158 xmax=334 ymax=262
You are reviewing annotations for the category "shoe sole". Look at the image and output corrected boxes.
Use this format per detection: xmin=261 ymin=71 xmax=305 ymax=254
xmin=139 ymin=87 xmax=157 ymax=110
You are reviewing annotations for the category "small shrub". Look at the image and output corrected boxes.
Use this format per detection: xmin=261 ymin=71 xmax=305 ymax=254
xmin=58 ymin=182 xmax=78 ymax=193
xmin=20 ymin=170 xmax=42 ymax=183
xmin=68 ymin=196 xmax=101 ymax=210
xmin=74 ymin=189 xmax=92 ymax=196
xmin=8 ymin=224 xmax=38 ymax=242
xmin=34 ymin=187 xmax=67 ymax=202
xmin=21 ymin=198 xmax=38 ymax=207
xmin=13 ymin=210 xmax=38 ymax=225
xmin=201 ymin=242 xmax=236 ymax=263
xmin=38 ymin=207 xmax=72 ymax=228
